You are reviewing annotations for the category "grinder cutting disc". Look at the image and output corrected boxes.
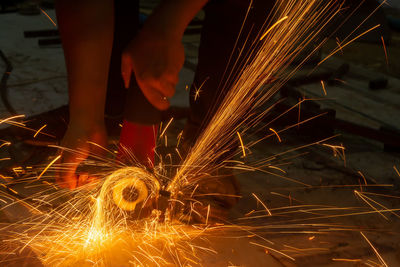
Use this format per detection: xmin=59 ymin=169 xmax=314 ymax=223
xmin=102 ymin=167 xmax=161 ymax=219
xmin=112 ymin=177 xmax=148 ymax=211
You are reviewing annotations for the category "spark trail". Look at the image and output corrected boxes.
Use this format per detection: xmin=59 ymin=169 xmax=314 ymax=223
xmin=169 ymin=0 xmax=344 ymax=194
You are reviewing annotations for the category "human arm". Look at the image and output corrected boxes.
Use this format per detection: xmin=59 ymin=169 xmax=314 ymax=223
xmin=121 ymin=0 xmax=209 ymax=110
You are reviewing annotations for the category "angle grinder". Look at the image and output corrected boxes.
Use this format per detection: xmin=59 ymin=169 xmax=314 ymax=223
xmin=104 ymin=167 xmax=171 ymax=220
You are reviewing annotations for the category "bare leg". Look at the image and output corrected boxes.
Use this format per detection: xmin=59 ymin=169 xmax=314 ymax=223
xmin=55 ymin=0 xmax=114 ymax=188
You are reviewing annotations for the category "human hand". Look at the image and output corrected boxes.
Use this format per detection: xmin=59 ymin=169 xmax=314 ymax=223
xmin=57 ymin=120 xmax=108 ymax=189
xmin=121 ymin=27 xmax=185 ymax=110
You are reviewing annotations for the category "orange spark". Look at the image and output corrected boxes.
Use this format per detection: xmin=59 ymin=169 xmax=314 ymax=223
xmin=360 ymin=232 xmax=388 ymax=267
xmin=34 ymin=124 xmax=47 ymax=138
xmin=268 ymin=165 xmax=286 ymax=173
xmin=193 ymin=77 xmax=209 ymax=101
xmin=319 ymin=24 xmax=381 ymax=66
xmin=175 ymin=148 xmax=183 ymax=160
xmin=357 ymin=171 xmax=368 ymax=185
xmin=0 ymin=174 xmax=13 ymax=180
xmin=269 ymin=128 xmax=282 ymax=142
xmin=320 ymin=80 xmax=327 ymax=95
xmin=354 ymin=190 xmax=388 ymax=220
xmin=355 ymin=190 xmax=399 ymax=219
xmin=40 ymin=8 xmax=57 ymax=27
xmin=160 ymin=117 xmax=174 ymax=137
xmin=252 ymin=193 xmax=272 ymax=216
xmin=245 ymin=210 xmax=255 ymax=216
xmin=176 ymin=130 xmax=183 ymax=147
xmin=7 ymin=186 xmax=18 ymax=195
xmin=335 ymin=37 xmax=343 ymax=54
xmin=0 ymin=141 xmax=11 ymax=149
xmin=260 ymin=16 xmax=289 ymax=41
xmin=297 ymin=97 xmax=303 ymax=129
xmin=393 ymin=165 xmax=400 ymax=178
xmin=37 ymin=155 xmax=61 ymax=180
xmin=237 ymin=132 xmax=246 ymax=157
xmin=42 ymin=181 xmax=58 ymax=190
xmin=194 ymin=88 xmax=202 ymax=101
xmin=381 ymin=36 xmax=389 ymax=66
xmin=0 ymin=115 xmax=25 ymax=125
xmin=322 ymin=143 xmax=346 ymax=162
